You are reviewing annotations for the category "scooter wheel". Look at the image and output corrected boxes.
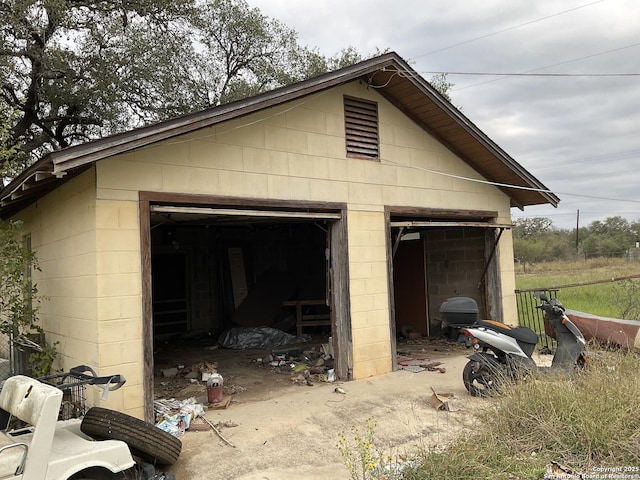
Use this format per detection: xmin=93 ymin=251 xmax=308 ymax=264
xmin=463 ymin=360 xmax=500 ymax=397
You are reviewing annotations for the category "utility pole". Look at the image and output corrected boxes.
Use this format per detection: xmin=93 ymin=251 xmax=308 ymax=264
xmin=575 ymin=209 xmax=580 ymax=251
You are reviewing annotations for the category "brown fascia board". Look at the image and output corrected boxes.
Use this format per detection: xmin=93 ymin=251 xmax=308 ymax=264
xmin=1 ymin=55 xmax=402 ymax=214
xmin=1 ymin=51 xmax=558 ymax=215
xmin=48 ymin=53 xmax=407 ymax=174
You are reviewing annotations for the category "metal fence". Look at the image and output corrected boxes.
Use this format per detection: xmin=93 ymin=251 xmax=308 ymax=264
xmin=0 ymin=333 xmax=46 ymax=383
xmin=515 ymin=288 xmax=559 ymax=351
xmin=0 ymin=335 xmax=11 ymax=383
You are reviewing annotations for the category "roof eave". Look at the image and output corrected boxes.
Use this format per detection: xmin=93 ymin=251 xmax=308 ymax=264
xmin=1 ymin=51 xmax=559 ymax=218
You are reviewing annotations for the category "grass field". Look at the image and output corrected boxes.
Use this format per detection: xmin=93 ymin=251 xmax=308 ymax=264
xmin=515 ymin=258 xmax=640 ymax=319
xmin=384 ymin=258 xmax=640 ymax=479
xmin=408 ymin=349 xmax=640 ymax=479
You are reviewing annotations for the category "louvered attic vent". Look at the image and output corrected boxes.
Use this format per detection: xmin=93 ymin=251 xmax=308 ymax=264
xmin=344 ymin=96 xmax=379 ymax=160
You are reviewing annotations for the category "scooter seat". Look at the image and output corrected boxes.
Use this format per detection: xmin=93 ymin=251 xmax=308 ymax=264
xmin=477 ymin=319 xmax=539 ymax=345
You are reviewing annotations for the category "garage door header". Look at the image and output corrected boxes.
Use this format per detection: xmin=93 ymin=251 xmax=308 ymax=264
xmin=150 ymin=205 xmax=342 ymax=220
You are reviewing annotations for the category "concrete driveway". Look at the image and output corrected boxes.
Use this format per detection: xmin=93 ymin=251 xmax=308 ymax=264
xmin=164 ymin=349 xmax=479 ymax=479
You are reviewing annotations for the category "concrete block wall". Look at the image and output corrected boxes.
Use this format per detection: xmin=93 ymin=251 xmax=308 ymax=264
xmin=14 ymin=78 xmax=517 ymax=415
xmin=347 ymin=211 xmax=392 ymax=378
xmin=17 ymin=170 xmax=99 ymax=375
xmin=94 ymin=81 xmax=515 ymax=389
xmin=423 ymin=228 xmax=487 ymax=324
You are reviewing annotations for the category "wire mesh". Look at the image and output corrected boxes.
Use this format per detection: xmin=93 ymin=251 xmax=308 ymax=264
xmin=0 ymin=336 xmax=11 ymax=384
xmin=38 ymin=371 xmax=87 ymax=420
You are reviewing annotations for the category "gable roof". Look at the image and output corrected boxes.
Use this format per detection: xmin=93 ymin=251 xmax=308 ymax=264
xmin=0 ymin=52 xmax=558 ymax=219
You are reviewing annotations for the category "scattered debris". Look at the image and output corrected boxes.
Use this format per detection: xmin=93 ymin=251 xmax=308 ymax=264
xmin=334 ymin=386 xmax=346 ymax=395
xmin=185 ymin=423 xmax=210 ymax=432
xmin=255 ymin=347 xmax=335 ymax=386
xmin=398 ymin=358 xmax=446 ymax=373
xmin=206 ymin=373 xmax=225 ymax=404
xmin=290 ymin=373 xmax=313 ymax=386
xmin=544 ymin=461 xmax=583 ymax=479
xmin=198 ymin=414 xmax=236 ymax=448
xmin=161 ymin=367 xmax=178 ymax=378
xmin=223 ymin=383 xmax=246 ymax=395
xmin=154 ymin=398 xmax=206 ymax=437
xmin=192 ymin=361 xmax=219 ymax=374
xmin=154 ymin=338 xmax=335 ymax=409
xmin=428 ymin=387 xmax=459 ymax=412
xmin=209 ymin=396 xmax=232 ymax=409
xmin=152 ymin=474 xmax=177 ymax=480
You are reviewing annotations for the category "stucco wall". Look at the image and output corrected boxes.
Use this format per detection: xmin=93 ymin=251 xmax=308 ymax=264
xmin=16 ymin=79 xmax=516 ymax=417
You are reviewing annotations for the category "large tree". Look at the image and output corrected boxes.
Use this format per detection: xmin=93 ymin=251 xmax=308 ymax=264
xmin=580 ymin=216 xmax=635 ymax=258
xmin=1 ymin=0 xmax=453 ymax=186
xmin=1 ymin=0 xmax=194 ymax=165
xmin=0 ymin=0 xmax=332 ymax=181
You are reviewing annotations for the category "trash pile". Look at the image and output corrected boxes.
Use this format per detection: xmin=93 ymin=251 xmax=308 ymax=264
xmin=154 ymin=398 xmax=205 ymax=437
xmin=255 ymin=345 xmax=336 ymax=385
xmin=397 ymin=358 xmax=446 ymax=373
xmin=154 ymin=396 xmax=238 ymax=447
xmin=218 ymin=326 xmax=309 ymax=349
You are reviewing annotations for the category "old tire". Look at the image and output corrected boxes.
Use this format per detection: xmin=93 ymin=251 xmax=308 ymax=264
xmin=462 ymin=360 xmax=500 ymax=397
xmin=81 ymin=407 xmax=181 ymax=465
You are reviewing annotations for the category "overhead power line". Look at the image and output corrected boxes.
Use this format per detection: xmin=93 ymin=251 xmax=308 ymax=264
xmin=452 ymin=41 xmax=640 ymax=91
xmin=410 ymin=0 xmax=605 ymax=60
xmin=380 ymin=159 xmax=640 ymax=204
xmin=419 ymin=72 xmax=640 ymax=77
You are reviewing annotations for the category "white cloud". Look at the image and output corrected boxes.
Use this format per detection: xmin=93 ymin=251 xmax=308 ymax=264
xmin=249 ymin=0 xmax=640 ymax=228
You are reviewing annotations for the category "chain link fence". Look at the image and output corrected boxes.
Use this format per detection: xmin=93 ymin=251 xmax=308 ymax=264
xmin=0 ymin=333 xmax=46 ymax=384
xmin=0 ymin=335 xmax=12 ymax=383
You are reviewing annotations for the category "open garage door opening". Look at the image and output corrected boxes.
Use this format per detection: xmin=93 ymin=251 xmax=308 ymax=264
xmin=388 ymin=211 xmax=508 ymax=369
xmin=140 ymin=199 xmax=350 ymax=416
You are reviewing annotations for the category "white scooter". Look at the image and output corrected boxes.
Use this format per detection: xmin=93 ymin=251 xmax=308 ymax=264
xmin=461 ymin=294 xmax=587 ymax=396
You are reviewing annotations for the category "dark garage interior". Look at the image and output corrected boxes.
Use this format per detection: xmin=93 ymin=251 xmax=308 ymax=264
xmin=149 ymin=211 xmax=331 ymax=343
xmin=145 ymin=205 xmax=502 ymax=406
xmin=391 ymin=224 xmax=499 ymax=340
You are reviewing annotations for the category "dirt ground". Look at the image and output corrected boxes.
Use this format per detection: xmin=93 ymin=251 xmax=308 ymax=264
xmin=153 ymin=336 xmax=485 ymax=480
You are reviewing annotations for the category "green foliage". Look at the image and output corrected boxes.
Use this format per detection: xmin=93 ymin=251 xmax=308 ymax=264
xmin=0 ymin=220 xmax=39 ymax=337
xmin=0 ymin=104 xmax=28 ymax=184
xmin=428 ymin=73 xmax=454 ymax=103
xmin=513 ymin=237 xmax=548 ymax=264
xmin=513 ymin=217 xmax=576 ymax=265
xmin=408 ymin=349 xmax=640 ymax=479
xmin=0 ymin=219 xmax=56 ymax=375
xmin=0 ymin=0 xmax=375 ymax=179
xmin=338 ymin=418 xmax=410 ymax=480
xmin=28 ymin=340 xmax=59 ymax=378
xmin=515 ymin=258 xmax=639 ymax=318
xmin=338 ymin=419 xmax=381 ymax=480
xmin=612 ymin=279 xmax=640 ymax=320
xmin=513 ymin=217 xmax=554 ymax=238
xmin=1 ymin=0 xmax=194 ymax=161
xmin=514 ymin=216 xmax=639 ymax=263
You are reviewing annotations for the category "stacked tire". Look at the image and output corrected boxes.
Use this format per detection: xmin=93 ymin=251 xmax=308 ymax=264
xmin=81 ymin=407 xmax=182 ymax=465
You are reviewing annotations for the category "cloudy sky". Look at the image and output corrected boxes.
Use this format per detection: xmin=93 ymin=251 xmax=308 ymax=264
xmin=248 ymin=0 xmax=640 ymax=230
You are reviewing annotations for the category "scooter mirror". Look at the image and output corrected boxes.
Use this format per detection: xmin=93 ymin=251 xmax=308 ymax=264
xmin=534 ymin=292 xmax=548 ymax=302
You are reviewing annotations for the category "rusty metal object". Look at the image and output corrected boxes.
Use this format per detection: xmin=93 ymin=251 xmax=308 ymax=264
xmin=565 ymin=309 xmax=640 ymax=349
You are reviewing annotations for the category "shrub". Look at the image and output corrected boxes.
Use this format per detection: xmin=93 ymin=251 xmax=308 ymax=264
xmin=0 ymin=219 xmax=56 ymax=375
xmin=408 ymin=349 xmax=640 ymax=479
